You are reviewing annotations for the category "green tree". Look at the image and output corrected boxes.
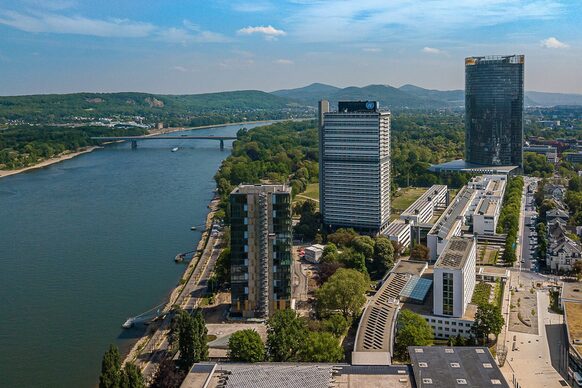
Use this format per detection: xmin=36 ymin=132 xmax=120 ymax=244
xmin=373 ymin=236 xmax=395 ymax=275
xmin=99 ymin=344 xmax=122 ymax=388
xmin=298 ymin=332 xmax=344 ymax=362
xmin=394 ymin=310 xmax=434 ymax=361
xmin=228 ymin=329 xmax=265 ymax=362
xmin=316 ymin=268 xmax=369 ymax=318
xmin=322 ymin=314 xmax=350 ymax=338
xmin=150 ymin=359 xmax=186 ymax=388
xmin=339 ymin=250 xmax=368 ymax=274
xmin=327 ymin=228 xmax=358 ymax=247
xmin=410 ymin=244 xmax=429 ymax=260
xmin=471 ymin=303 xmax=504 ymax=344
xmin=120 ymin=363 xmax=145 ymax=388
xmin=320 ymin=243 xmax=339 ymax=263
xmin=352 ymin=235 xmax=375 ymax=259
xmin=266 ymin=309 xmax=308 ymax=362
xmin=177 ymin=309 xmax=208 ymax=371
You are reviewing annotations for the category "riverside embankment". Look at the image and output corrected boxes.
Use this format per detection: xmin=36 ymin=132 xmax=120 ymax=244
xmin=0 ymin=123 xmax=266 ymax=387
xmin=0 ymin=119 xmax=286 ymax=180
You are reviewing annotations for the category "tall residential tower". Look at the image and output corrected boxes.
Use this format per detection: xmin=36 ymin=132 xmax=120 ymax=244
xmin=465 ymin=55 xmax=524 ymax=169
xmin=229 ymin=184 xmax=292 ymax=318
xmin=319 ymin=101 xmax=391 ymax=234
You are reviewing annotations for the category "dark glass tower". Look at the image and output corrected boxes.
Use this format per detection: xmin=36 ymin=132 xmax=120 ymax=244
xmin=229 ymin=184 xmax=292 ymax=318
xmin=465 ymin=55 xmax=524 ymax=168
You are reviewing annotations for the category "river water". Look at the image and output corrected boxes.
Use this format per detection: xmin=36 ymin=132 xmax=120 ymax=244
xmin=0 ymin=123 xmax=260 ymax=387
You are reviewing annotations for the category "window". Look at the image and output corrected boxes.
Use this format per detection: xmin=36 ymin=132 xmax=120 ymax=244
xmin=450 ymin=363 xmax=460 ymax=368
xmin=443 ymin=272 xmax=454 ymax=315
xmin=483 ymin=363 xmax=493 ymax=369
xmin=475 ymin=349 xmax=485 ymax=354
xmin=445 ymin=348 xmax=454 ymax=354
xmin=456 ymin=379 xmax=467 ymax=385
xmin=491 ymin=379 xmax=502 ymax=385
xmin=422 ymin=378 xmax=433 ymax=384
xmin=419 ymin=362 xmax=428 ymax=368
xmin=414 ymin=348 xmax=424 ymax=353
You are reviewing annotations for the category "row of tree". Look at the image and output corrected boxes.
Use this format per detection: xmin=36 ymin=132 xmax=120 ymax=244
xmin=497 ymin=176 xmax=524 ymax=264
xmin=99 ymin=346 xmax=144 ymax=388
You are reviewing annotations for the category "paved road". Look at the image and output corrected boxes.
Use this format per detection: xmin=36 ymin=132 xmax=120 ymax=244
xmin=139 ymin=232 xmax=222 ymax=381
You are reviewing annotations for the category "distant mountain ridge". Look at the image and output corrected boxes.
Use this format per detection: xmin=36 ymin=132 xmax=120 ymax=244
xmin=272 ymin=83 xmax=582 ymax=108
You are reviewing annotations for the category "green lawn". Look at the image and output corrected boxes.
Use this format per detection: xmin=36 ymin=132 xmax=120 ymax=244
xmin=391 ymin=187 xmax=427 ymax=220
xmin=471 ymin=282 xmax=492 ymax=306
xmin=302 ymin=183 xmax=319 ymax=201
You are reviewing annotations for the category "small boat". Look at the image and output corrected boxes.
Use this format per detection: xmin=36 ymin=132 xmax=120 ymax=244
xmin=171 ymin=147 xmax=179 ymax=152
xmin=190 ymin=226 xmax=197 ymax=231
xmin=122 ymin=318 xmax=134 ymax=329
xmin=175 ymin=253 xmax=185 ymax=263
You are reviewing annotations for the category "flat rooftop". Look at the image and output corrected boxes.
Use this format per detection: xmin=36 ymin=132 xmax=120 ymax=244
xmin=402 ymin=271 xmax=477 ymax=322
xmin=181 ymin=363 xmax=413 ymax=388
xmin=354 ymin=260 xmax=428 ymax=355
xmin=435 ymin=237 xmax=474 ymax=270
xmin=408 ymin=346 xmax=509 ymax=388
xmin=561 ymin=282 xmax=582 ymax=302
xmin=429 ymin=187 xmax=475 ymax=240
xmin=401 ymin=185 xmax=448 ymax=218
xmin=476 ymin=198 xmax=499 ymax=217
xmin=230 ymin=184 xmax=291 ymax=195
xmin=564 ymin=302 xmax=582 ymax=358
xmin=428 ymin=159 xmax=518 ymax=175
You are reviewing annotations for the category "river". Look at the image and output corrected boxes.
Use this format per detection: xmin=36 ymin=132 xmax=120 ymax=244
xmin=0 ymin=123 xmax=263 ymax=387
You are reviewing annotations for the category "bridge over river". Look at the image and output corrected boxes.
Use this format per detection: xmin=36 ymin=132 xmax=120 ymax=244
xmin=91 ymin=135 xmax=238 ymax=150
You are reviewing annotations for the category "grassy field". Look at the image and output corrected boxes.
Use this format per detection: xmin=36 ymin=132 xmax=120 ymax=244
xmin=301 ymin=183 xmax=319 ymax=201
xmin=391 ymin=187 xmax=427 ymax=220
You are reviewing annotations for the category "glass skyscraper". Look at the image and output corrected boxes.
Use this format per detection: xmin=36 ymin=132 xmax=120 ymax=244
xmin=465 ymin=55 xmax=524 ymax=168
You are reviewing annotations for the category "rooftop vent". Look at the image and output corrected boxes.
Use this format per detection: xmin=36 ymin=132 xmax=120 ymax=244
xmin=422 ymin=378 xmax=433 ymax=384
xmin=457 ymin=379 xmax=468 ymax=385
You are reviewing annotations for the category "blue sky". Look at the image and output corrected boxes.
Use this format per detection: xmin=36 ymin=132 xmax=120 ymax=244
xmin=0 ymin=0 xmax=580 ymax=95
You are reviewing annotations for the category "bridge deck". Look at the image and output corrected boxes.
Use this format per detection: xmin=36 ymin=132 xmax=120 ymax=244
xmin=91 ymin=136 xmax=237 ymax=140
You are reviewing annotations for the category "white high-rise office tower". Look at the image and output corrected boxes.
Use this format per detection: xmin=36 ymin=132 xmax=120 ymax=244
xmin=319 ymin=101 xmax=391 ymax=234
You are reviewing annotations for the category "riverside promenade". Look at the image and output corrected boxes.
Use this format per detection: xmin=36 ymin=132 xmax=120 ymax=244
xmin=123 ymin=196 xmax=224 ymax=381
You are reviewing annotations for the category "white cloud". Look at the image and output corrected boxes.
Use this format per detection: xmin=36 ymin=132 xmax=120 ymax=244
xmin=0 ymin=10 xmax=155 ymax=37
xmin=0 ymin=10 xmax=230 ymax=43
xmin=422 ymin=46 xmax=443 ymax=54
xmin=237 ymin=25 xmax=286 ymax=40
xmin=157 ymin=27 xmax=230 ymax=44
xmin=540 ymin=36 xmax=569 ymax=48
xmin=172 ymin=65 xmax=188 ymax=72
xmin=232 ymin=1 xmax=272 ymax=13
xmin=362 ymin=47 xmax=382 ymax=52
xmin=274 ymin=59 xmax=293 ymax=65
xmin=286 ymin=0 xmax=564 ymax=43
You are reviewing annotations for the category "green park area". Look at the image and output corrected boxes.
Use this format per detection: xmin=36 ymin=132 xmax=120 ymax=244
xmin=390 ymin=187 xmax=427 ymax=220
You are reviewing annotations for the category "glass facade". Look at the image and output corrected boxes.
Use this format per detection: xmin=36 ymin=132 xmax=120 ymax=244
xmin=465 ymin=55 xmax=524 ymax=168
xmin=442 ymin=272 xmax=454 ymax=316
xmin=229 ymin=186 xmax=292 ymax=318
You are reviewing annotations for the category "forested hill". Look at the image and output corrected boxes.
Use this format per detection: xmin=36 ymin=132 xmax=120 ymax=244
xmin=272 ymin=83 xmax=582 ymax=108
xmin=0 ymin=90 xmax=311 ymax=125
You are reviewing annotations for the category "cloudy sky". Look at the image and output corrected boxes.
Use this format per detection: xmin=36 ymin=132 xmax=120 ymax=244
xmin=0 ymin=0 xmax=580 ymax=95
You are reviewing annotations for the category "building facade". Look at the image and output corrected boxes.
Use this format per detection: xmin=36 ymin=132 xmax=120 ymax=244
xmin=433 ymin=237 xmax=477 ymax=318
xmin=465 ymin=55 xmax=524 ymax=169
xmin=229 ymin=184 xmax=292 ymax=318
xmin=319 ymin=100 xmax=391 ymax=234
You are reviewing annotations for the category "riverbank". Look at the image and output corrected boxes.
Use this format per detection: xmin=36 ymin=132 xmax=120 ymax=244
xmin=122 ymin=195 xmax=221 ymax=371
xmin=0 ymin=118 xmax=290 ymax=180
xmin=0 ymin=146 xmax=102 ymax=179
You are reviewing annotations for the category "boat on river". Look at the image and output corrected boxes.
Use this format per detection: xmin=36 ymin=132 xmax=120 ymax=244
xmin=171 ymin=147 xmax=179 ymax=152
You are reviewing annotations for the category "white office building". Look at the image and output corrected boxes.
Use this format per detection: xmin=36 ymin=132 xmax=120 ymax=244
xmin=383 ymin=221 xmax=412 ymax=251
xmin=427 ymin=186 xmax=476 ymax=261
xmin=433 ymin=237 xmax=477 ymax=318
xmin=319 ymin=101 xmax=391 ymax=234
xmin=400 ymin=185 xmax=448 ymax=226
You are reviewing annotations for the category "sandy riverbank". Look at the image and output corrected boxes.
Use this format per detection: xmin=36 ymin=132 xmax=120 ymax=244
xmin=0 ymin=146 xmax=102 ymax=179
xmin=0 ymin=119 xmax=284 ymax=180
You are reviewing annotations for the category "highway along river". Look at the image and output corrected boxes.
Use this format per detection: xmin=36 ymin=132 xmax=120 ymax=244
xmin=0 ymin=123 xmax=264 ymax=387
